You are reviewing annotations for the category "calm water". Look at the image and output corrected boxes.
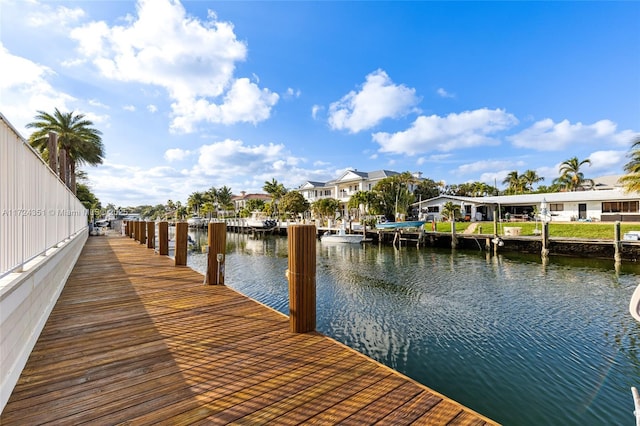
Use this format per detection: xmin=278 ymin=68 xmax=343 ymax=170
xmin=184 ymin=230 xmax=640 ymax=426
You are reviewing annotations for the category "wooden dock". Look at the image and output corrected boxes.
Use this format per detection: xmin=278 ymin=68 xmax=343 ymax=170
xmin=1 ymin=234 xmax=498 ymax=425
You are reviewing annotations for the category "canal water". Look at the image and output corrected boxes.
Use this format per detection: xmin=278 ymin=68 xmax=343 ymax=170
xmin=184 ymin=230 xmax=640 ymax=425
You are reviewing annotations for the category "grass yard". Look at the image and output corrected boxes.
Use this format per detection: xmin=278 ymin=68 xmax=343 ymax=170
xmin=432 ymin=221 xmax=640 ymax=240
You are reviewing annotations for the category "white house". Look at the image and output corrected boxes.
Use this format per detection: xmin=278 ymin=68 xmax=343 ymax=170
xmin=298 ymin=169 xmax=422 ymax=201
xmin=414 ymin=180 xmax=640 ymax=223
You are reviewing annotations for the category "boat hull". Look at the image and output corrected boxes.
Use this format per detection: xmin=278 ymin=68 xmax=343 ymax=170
xmin=320 ymin=235 xmax=364 ymax=244
xmin=375 ymin=221 xmax=426 ymax=230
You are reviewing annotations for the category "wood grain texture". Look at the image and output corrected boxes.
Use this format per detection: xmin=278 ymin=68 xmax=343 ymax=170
xmin=1 ymin=233 xmax=499 ymax=425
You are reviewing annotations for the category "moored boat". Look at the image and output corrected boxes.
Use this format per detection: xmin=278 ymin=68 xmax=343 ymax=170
xmin=321 ymin=225 xmax=363 ymax=244
xmin=375 ymin=220 xmax=426 ymax=230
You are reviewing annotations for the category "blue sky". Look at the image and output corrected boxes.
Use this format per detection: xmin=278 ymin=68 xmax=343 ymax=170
xmin=1 ymin=0 xmax=639 ymax=207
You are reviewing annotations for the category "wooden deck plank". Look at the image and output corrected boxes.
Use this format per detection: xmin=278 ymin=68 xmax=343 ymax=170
xmin=1 ymin=234 xmax=499 ymax=425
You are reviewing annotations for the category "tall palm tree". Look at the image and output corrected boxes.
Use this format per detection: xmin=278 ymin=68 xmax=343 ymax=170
xmin=263 ymin=178 xmax=287 ymax=217
xmin=187 ymin=191 xmax=205 ymax=216
xmin=502 ymin=170 xmax=524 ymax=195
xmin=556 ymin=156 xmax=593 ymax=191
xmin=521 ymin=169 xmax=544 ymax=192
xmin=619 ymin=137 xmax=640 ymax=193
xmin=27 ymin=108 xmax=104 ymax=194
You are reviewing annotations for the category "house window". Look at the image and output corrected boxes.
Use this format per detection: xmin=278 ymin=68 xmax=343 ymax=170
xmin=427 ymin=206 xmax=439 ymax=213
xmin=549 ymin=203 xmax=564 ymax=211
xmin=602 ymin=201 xmax=639 ymax=213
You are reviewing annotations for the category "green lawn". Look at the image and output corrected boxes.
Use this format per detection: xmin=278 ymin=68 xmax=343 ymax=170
xmin=431 ymin=221 xmax=640 ymax=240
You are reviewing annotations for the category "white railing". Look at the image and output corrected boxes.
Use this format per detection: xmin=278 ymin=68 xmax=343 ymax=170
xmin=0 ymin=113 xmax=88 ymax=278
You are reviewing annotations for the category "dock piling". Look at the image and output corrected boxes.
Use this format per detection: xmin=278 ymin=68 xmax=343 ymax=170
xmin=287 ymin=224 xmax=316 ymax=333
xmin=175 ymin=222 xmax=188 ymax=266
xmin=146 ymin=221 xmax=155 ymax=249
xmin=158 ymin=221 xmax=169 ymax=255
xmin=206 ymin=222 xmax=226 ymax=285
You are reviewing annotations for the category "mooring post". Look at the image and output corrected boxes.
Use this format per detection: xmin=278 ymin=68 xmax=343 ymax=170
xmin=614 ymin=221 xmax=622 ymax=263
xmin=139 ymin=221 xmax=147 ymax=245
xmin=158 ymin=221 xmax=169 ymax=255
xmin=146 ymin=221 xmax=155 ymax=249
xmin=451 ymin=218 xmax=457 ymax=249
xmin=541 ymin=221 xmax=550 ymax=258
xmin=123 ymin=220 xmax=128 ymax=236
xmin=205 ymin=222 xmax=227 ymax=285
xmin=287 ymin=224 xmax=316 ymax=333
xmin=129 ymin=221 xmax=134 ymax=238
xmin=175 ymin=222 xmax=188 ymax=266
xmin=134 ymin=221 xmax=140 ymax=242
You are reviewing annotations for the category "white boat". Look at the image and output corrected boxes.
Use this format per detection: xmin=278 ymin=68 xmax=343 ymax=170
xmin=630 ymin=283 xmax=640 ymax=323
xmin=187 ymin=217 xmax=207 ymax=228
xmin=245 ymin=212 xmax=277 ymax=229
xmin=321 ymin=225 xmax=364 ymax=244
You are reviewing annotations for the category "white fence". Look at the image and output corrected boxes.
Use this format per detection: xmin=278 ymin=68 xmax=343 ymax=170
xmin=0 ymin=113 xmax=88 ymax=278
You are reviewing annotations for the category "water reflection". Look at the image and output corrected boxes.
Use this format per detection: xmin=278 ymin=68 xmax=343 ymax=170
xmin=184 ymin=231 xmax=640 ymax=426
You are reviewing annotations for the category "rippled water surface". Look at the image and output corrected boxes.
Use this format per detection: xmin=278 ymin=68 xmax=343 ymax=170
xmin=185 ymin=231 xmax=640 ymax=426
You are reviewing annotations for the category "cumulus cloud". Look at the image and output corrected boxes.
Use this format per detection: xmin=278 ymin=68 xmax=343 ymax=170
xmin=311 ymin=105 xmax=323 ymax=120
xmin=456 ymin=159 xmax=525 ymax=175
xmin=68 ymin=0 xmax=278 ymax=132
xmin=147 ymin=104 xmax=158 ymax=113
xmin=26 ymin=4 xmax=85 ymax=28
xmin=372 ymin=108 xmax=518 ymax=155
xmin=508 ymin=118 xmax=635 ymax=151
xmin=328 ymin=69 xmax=420 ymax=133
xmin=164 ymin=148 xmax=192 ymax=162
xmin=437 ymin=88 xmax=455 ymax=98
xmin=0 ymin=43 xmax=76 ymax=134
xmin=588 ymin=150 xmax=627 ymax=171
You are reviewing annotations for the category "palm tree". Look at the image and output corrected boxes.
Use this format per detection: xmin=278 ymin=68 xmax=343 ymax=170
xmin=521 ymin=170 xmax=544 ymax=192
xmin=441 ymin=201 xmax=461 ymax=222
xmin=556 ymin=157 xmax=593 ymax=191
xmin=216 ymin=186 xmax=234 ymax=216
xmin=27 ymin=108 xmax=104 ymax=194
xmin=263 ymin=178 xmax=287 ymax=217
xmin=502 ymin=171 xmax=523 ymax=195
xmin=619 ymin=137 xmax=640 ymax=193
xmin=187 ymin=191 xmax=205 ymax=217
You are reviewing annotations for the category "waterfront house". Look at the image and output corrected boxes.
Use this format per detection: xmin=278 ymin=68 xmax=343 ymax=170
xmin=231 ymin=191 xmax=272 ymax=211
xmin=413 ymin=176 xmax=640 ymax=223
xmin=297 ymin=169 xmax=423 ymax=217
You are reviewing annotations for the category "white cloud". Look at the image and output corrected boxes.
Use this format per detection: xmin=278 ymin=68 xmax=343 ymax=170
xmin=508 ymin=118 xmax=635 ymax=151
xmin=0 ymin=43 xmax=76 ymax=135
xmin=169 ymin=78 xmax=279 ymax=132
xmin=27 ymin=4 xmax=85 ymax=28
xmin=372 ymin=108 xmax=518 ymax=155
xmin=456 ymin=159 xmax=525 ymax=175
xmin=285 ymin=87 xmax=301 ymax=99
xmin=123 ymin=105 xmax=136 ymax=112
xmin=164 ymin=148 xmax=192 ymax=162
xmin=311 ymin=105 xmax=323 ymax=120
xmin=589 ymin=150 xmax=627 ymax=171
xmin=147 ymin=104 xmax=157 ymax=113
xmin=437 ymin=88 xmax=455 ymax=98
xmin=328 ymin=69 xmax=420 ymax=133
xmin=68 ymin=0 xmax=278 ymax=133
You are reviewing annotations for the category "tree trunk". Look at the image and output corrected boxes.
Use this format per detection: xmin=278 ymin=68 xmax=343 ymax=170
xmin=47 ymin=132 xmax=58 ymax=173
xmin=70 ymin=159 xmax=77 ymax=195
xmin=58 ymin=147 xmax=67 ymax=186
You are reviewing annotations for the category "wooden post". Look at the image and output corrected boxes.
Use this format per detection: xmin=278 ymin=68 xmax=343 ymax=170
xmin=123 ymin=220 xmax=128 ymax=236
xmin=614 ymin=221 xmax=622 ymax=262
xmin=158 ymin=221 xmax=169 ymax=255
xmin=134 ymin=221 xmax=140 ymax=242
xmin=451 ymin=218 xmax=457 ymax=249
xmin=175 ymin=222 xmax=188 ymax=266
xmin=139 ymin=221 xmax=147 ymax=245
xmin=205 ymin=222 xmax=227 ymax=285
xmin=146 ymin=221 xmax=155 ymax=249
xmin=287 ymin=224 xmax=316 ymax=333
xmin=541 ymin=221 xmax=550 ymax=258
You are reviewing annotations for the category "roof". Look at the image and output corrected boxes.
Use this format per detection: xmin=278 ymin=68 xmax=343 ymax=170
xmin=415 ymin=188 xmax=640 ymax=206
xmin=298 ymin=169 xmax=402 ymax=189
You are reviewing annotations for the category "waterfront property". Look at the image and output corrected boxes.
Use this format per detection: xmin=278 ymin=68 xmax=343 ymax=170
xmin=1 ymin=234 xmax=498 ymax=425
xmin=414 ymin=179 xmax=640 ymax=223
